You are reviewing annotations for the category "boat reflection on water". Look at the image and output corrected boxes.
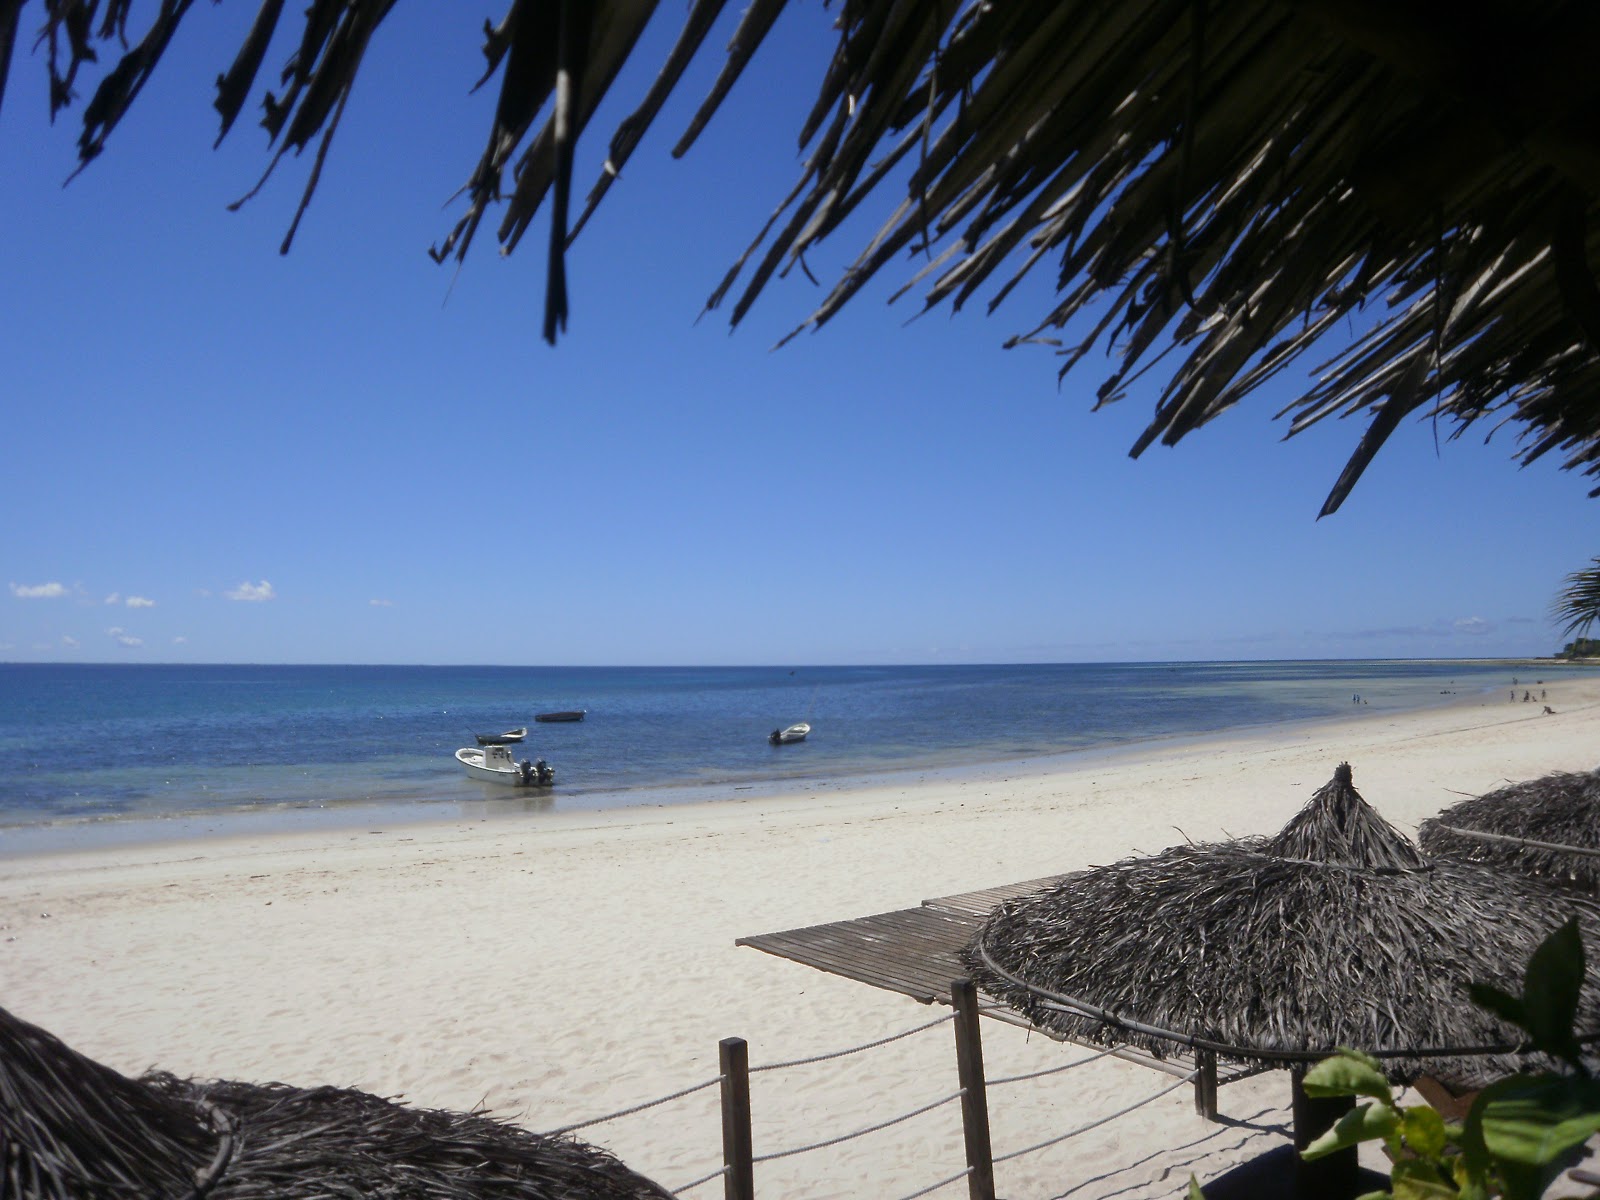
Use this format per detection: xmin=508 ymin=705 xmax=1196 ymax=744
xmin=457 ymin=787 xmax=557 ymax=818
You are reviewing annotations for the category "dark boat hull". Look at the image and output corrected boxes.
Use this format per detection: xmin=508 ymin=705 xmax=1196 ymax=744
xmin=535 ymin=711 xmax=586 ymax=723
xmin=474 ymin=727 xmax=528 ymax=746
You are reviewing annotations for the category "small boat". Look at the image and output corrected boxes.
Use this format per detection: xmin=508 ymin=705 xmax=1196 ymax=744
xmin=534 ymin=710 xmax=586 ymax=723
xmin=455 ymin=744 xmax=554 ymax=787
xmin=769 ymin=722 xmax=811 ymax=745
xmin=474 ymin=726 xmax=527 ymax=746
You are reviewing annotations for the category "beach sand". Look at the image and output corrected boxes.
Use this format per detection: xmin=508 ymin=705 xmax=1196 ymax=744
xmin=3 ymin=676 xmax=1598 ymax=1198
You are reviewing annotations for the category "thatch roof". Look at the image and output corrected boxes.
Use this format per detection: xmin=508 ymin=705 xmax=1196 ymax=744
xmin=1419 ymin=767 xmax=1600 ymax=893
xmin=9 ymin=2 xmax=1600 ymax=512
xmin=0 ymin=1003 xmax=674 ymax=1200
xmin=962 ymin=764 xmax=1600 ymax=1085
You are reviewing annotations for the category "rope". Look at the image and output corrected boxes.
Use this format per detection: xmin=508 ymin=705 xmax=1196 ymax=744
xmin=1433 ymin=824 xmax=1600 ymax=859
xmin=987 ymin=1042 xmax=1123 ymax=1086
xmin=992 ymin=1071 xmax=1198 ymax=1165
xmin=751 ymin=1088 xmax=967 ymax=1163
xmin=539 ymin=1075 xmax=723 ymax=1137
xmin=751 ymin=1013 xmax=954 ymax=1072
xmin=893 ymin=1165 xmax=972 ymax=1200
xmin=670 ymin=1166 xmax=727 ymax=1194
xmin=974 ymin=939 xmax=1600 ymax=1062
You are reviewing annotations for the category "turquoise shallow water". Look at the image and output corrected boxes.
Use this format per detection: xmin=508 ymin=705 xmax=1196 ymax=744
xmin=0 ymin=660 xmax=1582 ymax=841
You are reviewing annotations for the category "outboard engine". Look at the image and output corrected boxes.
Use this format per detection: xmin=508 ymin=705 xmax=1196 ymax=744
xmin=517 ymin=759 xmax=535 ymax=784
xmin=535 ymin=758 xmax=553 ymax=786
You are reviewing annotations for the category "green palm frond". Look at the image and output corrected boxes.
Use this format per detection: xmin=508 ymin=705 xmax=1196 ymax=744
xmin=1555 ymin=558 xmax=1600 ymax=638
xmin=12 ymin=1 xmax=1600 ymax=511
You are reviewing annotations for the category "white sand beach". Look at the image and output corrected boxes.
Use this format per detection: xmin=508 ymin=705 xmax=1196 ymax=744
xmin=4 ymin=677 xmax=1599 ymax=1199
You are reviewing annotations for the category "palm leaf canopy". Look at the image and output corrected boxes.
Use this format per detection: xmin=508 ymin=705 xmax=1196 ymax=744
xmin=1420 ymin=767 xmax=1600 ymax=892
xmin=962 ymin=764 xmax=1600 ymax=1085
xmin=0 ymin=1003 xmax=674 ymax=1200
xmin=1555 ymin=558 xmax=1600 ymax=638
xmin=8 ymin=1 xmax=1600 ymax=510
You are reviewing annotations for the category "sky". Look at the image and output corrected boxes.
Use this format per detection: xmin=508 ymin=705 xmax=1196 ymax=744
xmin=1 ymin=5 xmax=1595 ymax=666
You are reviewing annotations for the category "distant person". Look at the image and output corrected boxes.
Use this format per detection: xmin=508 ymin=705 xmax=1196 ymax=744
xmin=1542 ymin=689 xmax=1547 ymax=700
xmin=1545 ymin=705 xmax=1556 ymax=715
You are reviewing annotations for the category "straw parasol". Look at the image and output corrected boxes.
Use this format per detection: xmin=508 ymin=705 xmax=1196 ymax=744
xmin=11 ymin=3 xmax=1600 ymax=512
xmin=1420 ymin=766 xmax=1600 ymax=893
xmin=0 ymin=1003 xmax=675 ymax=1200
xmin=961 ymin=764 xmax=1600 ymax=1194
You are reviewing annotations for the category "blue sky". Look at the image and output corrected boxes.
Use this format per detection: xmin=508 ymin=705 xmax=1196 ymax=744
xmin=2 ymin=6 xmax=1594 ymax=666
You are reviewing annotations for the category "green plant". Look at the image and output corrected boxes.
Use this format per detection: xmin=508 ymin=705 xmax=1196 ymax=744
xmin=1299 ymin=919 xmax=1600 ymax=1199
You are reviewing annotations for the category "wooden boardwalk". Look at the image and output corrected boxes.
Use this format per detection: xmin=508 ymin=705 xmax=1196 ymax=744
xmin=736 ymin=875 xmax=1065 ymax=1008
xmin=737 ymin=874 xmax=1235 ymax=1084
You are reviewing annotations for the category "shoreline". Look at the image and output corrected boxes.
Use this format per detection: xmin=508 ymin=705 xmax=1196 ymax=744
xmin=0 ymin=666 xmax=1558 ymax=861
xmin=4 ymin=676 xmax=1599 ymax=1198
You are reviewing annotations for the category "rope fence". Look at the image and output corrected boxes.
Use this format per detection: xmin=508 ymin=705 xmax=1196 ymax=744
xmin=992 ymin=1070 xmax=1199 ymax=1165
xmin=538 ymin=1074 xmax=723 ymax=1138
xmin=535 ymin=976 xmax=1235 ymax=1200
xmin=751 ymin=1088 xmax=967 ymax=1163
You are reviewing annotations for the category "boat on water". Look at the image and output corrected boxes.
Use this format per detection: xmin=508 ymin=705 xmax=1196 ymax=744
xmin=769 ymin=722 xmax=811 ymax=745
xmin=455 ymin=744 xmax=555 ymax=787
xmin=474 ymin=726 xmax=527 ymax=746
xmin=534 ymin=710 xmax=586 ymax=723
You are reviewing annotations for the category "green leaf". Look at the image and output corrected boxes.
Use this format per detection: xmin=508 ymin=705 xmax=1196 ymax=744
xmin=1494 ymin=1158 xmax=1562 ymax=1200
xmin=1303 ymin=1051 xmax=1395 ymax=1104
xmin=1475 ymin=1074 xmax=1600 ymax=1165
xmin=1467 ymin=982 xmax=1526 ymax=1031
xmin=1302 ymin=1101 xmax=1400 ymax=1159
xmin=1519 ymin=918 xmax=1586 ymax=1065
xmin=1390 ymin=1158 xmax=1458 ymax=1199
xmin=1187 ymin=1175 xmax=1204 ymax=1200
xmin=1399 ymin=1104 xmax=1449 ymax=1159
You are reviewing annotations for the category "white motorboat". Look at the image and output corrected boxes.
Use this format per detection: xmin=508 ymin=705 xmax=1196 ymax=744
xmin=455 ymin=744 xmax=555 ymax=787
xmin=768 ymin=722 xmax=811 ymax=745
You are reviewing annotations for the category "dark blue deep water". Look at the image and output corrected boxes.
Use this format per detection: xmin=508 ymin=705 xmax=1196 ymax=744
xmin=0 ymin=660 xmax=1583 ymax=838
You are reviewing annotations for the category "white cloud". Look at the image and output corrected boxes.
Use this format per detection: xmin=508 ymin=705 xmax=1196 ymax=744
xmin=1453 ymin=616 xmax=1493 ymax=636
xmin=173 ymin=635 xmax=188 ymax=644
xmin=104 ymin=592 xmax=121 ymax=605
xmin=113 ymin=633 xmax=144 ymax=648
xmin=370 ymin=598 xmax=393 ymax=607
xmin=107 ymin=626 xmax=124 ymax=636
xmin=10 ymin=581 xmax=67 ymax=599
xmin=226 ymin=580 xmax=276 ymax=602
xmin=126 ymin=595 xmax=155 ymax=608
xmin=60 ymin=635 xmax=79 ymax=648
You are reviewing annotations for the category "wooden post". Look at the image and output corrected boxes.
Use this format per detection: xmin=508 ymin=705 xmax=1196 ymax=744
xmin=951 ymin=979 xmax=997 ymax=1200
xmin=1291 ymin=1066 xmax=1356 ymax=1200
xmin=1193 ymin=1048 xmax=1218 ymax=1119
xmin=720 ymin=1037 xmax=755 ymax=1200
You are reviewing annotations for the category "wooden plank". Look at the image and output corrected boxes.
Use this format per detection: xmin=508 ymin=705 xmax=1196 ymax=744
xmin=923 ymin=875 xmax=1069 ymax=917
xmin=737 ymin=891 xmax=1263 ymax=1092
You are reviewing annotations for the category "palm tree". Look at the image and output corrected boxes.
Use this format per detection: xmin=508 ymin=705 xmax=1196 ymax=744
xmin=7 ymin=1 xmax=1600 ymax=513
xmin=1555 ymin=557 xmax=1600 ymax=640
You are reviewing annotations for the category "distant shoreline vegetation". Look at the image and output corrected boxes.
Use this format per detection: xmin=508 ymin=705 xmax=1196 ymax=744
xmin=1556 ymin=639 xmax=1600 ymax=660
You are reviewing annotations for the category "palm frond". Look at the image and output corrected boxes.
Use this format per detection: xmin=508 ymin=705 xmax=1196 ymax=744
xmin=15 ymin=1 xmax=1600 ymax=509
xmin=1555 ymin=557 xmax=1600 ymax=638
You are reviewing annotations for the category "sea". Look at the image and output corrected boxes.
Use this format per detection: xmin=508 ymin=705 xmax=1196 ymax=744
xmin=0 ymin=660 xmax=1584 ymax=855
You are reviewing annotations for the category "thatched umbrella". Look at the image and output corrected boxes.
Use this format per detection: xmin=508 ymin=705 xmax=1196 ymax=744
xmin=961 ymin=764 xmax=1600 ymax=1196
xmin=0 ymin=1003 xmax=675 ymax=1200
xmin=1420 ymin=766 xmax=1600 ymax=893
xmin=10 ymin=2 xmax=1600 ymax=511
